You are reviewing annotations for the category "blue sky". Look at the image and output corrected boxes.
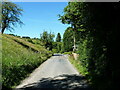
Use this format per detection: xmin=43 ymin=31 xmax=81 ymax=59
xmin=5 ymin=2 xmax=70 ymax=39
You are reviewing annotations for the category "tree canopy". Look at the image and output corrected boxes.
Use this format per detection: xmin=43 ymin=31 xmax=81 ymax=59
xmin=1 ymin=2 xmax=23 ymax=34
xmin=60 ymin=2 xmax=120 ymax=89
xmin=56 ymin=33 xmax=61 ymax=42
xmin=40 ymin=31 xmax=55 ymax=50
xmin=63 ymin=27 xmax=74 ymax=52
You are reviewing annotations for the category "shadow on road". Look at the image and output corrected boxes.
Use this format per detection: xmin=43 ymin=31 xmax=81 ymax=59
xmin=19 ymin=74 xmax=93 ymax=90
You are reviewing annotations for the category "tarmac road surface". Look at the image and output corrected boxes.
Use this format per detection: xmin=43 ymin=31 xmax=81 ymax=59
xmin=16 ymin=54 xmax=91 ymax=90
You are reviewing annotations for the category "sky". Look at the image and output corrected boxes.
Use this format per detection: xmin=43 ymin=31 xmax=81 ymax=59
xmin=5 ymin=2 xmax=70 ymax=39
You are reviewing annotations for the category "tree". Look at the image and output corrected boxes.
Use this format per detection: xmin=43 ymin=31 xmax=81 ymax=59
xmin=58 ymin=2 xmax=83 ymax=52
xmin=82 ymin=3 xmax=120 ymax=89
xmin=48 ymin=32 xmax=55 ymax=50
xmin=56 ymin=33 xmax=61 ymax=42
xmin=60 ymin=2 xmax=120 ymax=89
xmin=1 ymin=2 xmax=23 ymax=34
xmin=63 ymin=27 xmax=74 ymax=52
xmin=40 ymin=31 xmax=55 ymax=50
xmin=57 ymin=42 xmax=62 ymax=53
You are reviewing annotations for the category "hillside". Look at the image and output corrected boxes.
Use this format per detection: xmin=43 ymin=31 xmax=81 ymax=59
xmin=2 ymin=34 xmax=53 ymax=89
xmin=4 ymin=34 xmax=47 ymax=53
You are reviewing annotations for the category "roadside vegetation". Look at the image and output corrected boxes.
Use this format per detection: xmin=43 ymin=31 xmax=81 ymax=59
xmin=59 ymin=2 xmax=120 ymax=90
xmin=69 ymin=55 xmax=88 ymax=76
xmin=40 ymin=31 xmax=62 ymax=54
xmin=1 ymin=1 xmax=120 ymax=90
xmin=2 ymin=34 xmax=53 ymax=89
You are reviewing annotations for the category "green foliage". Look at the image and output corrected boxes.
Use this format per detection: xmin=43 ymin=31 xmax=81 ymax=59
xmin=58 ymin=2 xmax=84 ymax=52
xmin=59 ymin=2 xmax=82 ymax=26
xmin=69 ymin=55 xmax=88 ymax=76
xmin=60 ymin=2 xmax=120 ymax=89
xmin=2 ymin=34 xmax=52 ymax=88
xmin=56 ymin=42 xmax=62 ymax=53
xmin=77 ymin=39 xmax=88 ymax=68
xmin=39 ymin=31 xmax=62 ymax=53
xmin=80 ymin=3 xmax=120 ymax=89
xmin=56 ymin=33 xmax=61 ymax=42
xmin=22 ymin=36 xmax=30 ymax=39
xmin=1 ymin=2 xmax=23 ymax=34
xmin=40 ymin=31 xmax=55 ymax=50
xmin=63 ymin=52 xmax=72 ymax=55
xmin=52 ymin=49 xmax=58 ymax=53
xmin=52 ymin=42 xmax=62 ymax=53
xmin=63 ymin=27 xmax=74 ymax=52
xmin=62 ymin=27 xmax=80 ymax=52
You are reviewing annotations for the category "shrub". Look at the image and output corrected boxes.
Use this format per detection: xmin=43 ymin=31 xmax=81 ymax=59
xmin=64 ymin=52 xmax=72 ymax=55
xmin=52 ymin=49 xmax=58 ymax=53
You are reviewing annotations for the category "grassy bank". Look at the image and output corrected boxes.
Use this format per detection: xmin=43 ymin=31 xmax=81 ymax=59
xmin=2 ymin=34 xmax=53 ymax=89
xmin=68 ymin=55 xmax=88 ymax=76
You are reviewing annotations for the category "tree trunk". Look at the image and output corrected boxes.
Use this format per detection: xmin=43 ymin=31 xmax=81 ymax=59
xmin=1 ymin=26 xmax=6 ymax=34
xmin=73 ymin=30 xmax=76 ymax=52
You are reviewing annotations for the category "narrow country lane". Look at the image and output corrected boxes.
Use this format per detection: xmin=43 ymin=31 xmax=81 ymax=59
xmin=16 ymin=54 xmax=91 ymax=90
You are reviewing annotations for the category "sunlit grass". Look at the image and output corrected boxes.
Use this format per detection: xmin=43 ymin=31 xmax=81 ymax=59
xmin=2 ymin=34 xmax=52 ymax=88
xmin=5 ymin=34 xmax=47 ymax=53
xmin=69 ymin=55 xmax=88 ymax=76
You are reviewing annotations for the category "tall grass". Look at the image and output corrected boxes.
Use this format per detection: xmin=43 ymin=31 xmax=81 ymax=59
xmin=2 ymin=34 xmax=52 ymax=88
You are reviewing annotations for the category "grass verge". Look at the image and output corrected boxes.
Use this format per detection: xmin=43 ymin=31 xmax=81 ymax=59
xmin=68 ymin=55 xmax=88 ymax=76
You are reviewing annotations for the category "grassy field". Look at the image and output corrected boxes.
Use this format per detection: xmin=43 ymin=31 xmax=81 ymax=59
xmin=2 ymin=34 xmax=53 ymax=89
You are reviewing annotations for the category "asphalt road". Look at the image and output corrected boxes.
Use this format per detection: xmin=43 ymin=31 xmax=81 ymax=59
xmin=16 ymin=54 xmax=91 ymax=90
